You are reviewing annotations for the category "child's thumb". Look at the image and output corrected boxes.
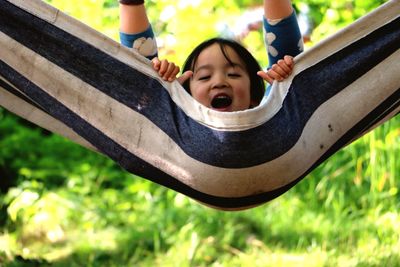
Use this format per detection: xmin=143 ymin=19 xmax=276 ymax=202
xmin=177 ymin=71 xmax=193 ymax=85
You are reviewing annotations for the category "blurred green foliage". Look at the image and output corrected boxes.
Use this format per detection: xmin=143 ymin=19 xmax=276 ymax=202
xmin=1 ymin=0 xmax=398 ymax=266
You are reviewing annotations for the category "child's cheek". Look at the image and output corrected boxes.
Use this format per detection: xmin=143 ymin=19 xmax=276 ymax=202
xmin=235 ymin=86 xmax=251 ymax=101
xmin=191 ymin=86 xmax=209 ymax=106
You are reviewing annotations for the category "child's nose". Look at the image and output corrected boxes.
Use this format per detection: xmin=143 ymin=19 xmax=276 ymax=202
xmin=212 ymin=74 xmax=228 ymax=89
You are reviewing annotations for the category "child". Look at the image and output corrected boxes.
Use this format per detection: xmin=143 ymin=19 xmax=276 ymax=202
xmin=119 ymin=0 xmax=303 ymax=111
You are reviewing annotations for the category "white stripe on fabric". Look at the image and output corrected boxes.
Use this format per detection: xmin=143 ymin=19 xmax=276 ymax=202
xmin=7 ymin=0 xmax=399 ymax=132
xmin=0 ymin=76 xmax=96 ymax=150
xmin=1 ymin=0 xmax=398 ymax=201
xmin=1 ymin=23 xmax=398 ymax=198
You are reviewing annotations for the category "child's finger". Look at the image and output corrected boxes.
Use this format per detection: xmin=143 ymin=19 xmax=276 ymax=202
xmin=152 ymin=57 xmax=161 ymax=71
xmin=271 ymin=64 xmax=287 ymax=78
xmin=168 ymin=66 xmax=181 ymax=82
xmin=257 ymin=71 xmax=274 ymax=84
xmin=158 ymin=60 xmax=169 ymax=75
xmin=163 ymin=63 xmax=177 ymax=80
xmin=177 ymin=71 xmax=193 ymax=85
xmin=276 ymin=59 xmax=291 ymax=75
xmin=283 ymin=55 xmax=294 ymax=66
xmin=268 ymin=67 xmax=286 ymax=81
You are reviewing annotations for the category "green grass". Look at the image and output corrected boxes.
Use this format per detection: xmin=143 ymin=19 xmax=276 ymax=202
xmin=0 ymin=116 xmax=399 ymax=266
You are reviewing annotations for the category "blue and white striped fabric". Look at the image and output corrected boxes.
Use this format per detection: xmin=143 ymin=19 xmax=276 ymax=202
xmin=0 ymin=0 xmax=399 ymax=210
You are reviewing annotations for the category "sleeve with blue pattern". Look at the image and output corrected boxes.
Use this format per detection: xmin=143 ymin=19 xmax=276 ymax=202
xmin=263 ymin=11 xmax=303 ymax=68
xmin=119 ymin=25 xmax=158 ymax=60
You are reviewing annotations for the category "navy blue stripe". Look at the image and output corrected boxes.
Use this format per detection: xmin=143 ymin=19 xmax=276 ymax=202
xmin=0 ymin=59 xmax=247 ymax=209
xmin=182 ymin=16 xmax=400 ymax=168
xmin=1 ymin=57 xmax=399 ymax=208
xmin=288 ymin=88 xmax=400 ymax=197
xmin=223 ymin=87 xmax=400 ymax=207
xmin=358 ymin=97 xmax=400 ymax=136
xmin=0 ymin=1 xmax=398 ymax=170
xmin=0 ymin=59 xmax=295 ymax=208
xmin=0 ymin=77 xmax=46 ymax=113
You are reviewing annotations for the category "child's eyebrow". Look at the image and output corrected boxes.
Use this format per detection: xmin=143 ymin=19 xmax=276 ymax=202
xmin=194 ymin=64 xmax=213 ymax=73
xmin=227 ymin=62 xmax=246 ymax=71
xmin=194 ymin=62 xmax=245 ymax=73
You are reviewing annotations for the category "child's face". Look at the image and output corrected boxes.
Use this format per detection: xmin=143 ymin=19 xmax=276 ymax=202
xmin=189 ymin=44 xmax=252 ymax=112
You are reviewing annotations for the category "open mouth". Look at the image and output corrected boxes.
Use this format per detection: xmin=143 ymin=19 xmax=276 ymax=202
xmin=211 ymin=94 xmax=232 ymax=110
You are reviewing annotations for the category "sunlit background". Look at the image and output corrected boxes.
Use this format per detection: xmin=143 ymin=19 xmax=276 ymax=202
xmin=0 ymin=0 xmax=398 ymax=266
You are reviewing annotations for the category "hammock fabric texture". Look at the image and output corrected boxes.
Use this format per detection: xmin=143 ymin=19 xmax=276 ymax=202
xmin=0 ymin=0 xmax=399 ymax=210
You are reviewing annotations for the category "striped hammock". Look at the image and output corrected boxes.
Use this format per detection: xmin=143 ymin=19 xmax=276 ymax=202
xmin=0 ymin=0 xmax=399 ymax=210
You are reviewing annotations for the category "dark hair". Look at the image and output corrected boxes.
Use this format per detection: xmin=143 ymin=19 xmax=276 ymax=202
xmin=182 ymin=38 xmax=265 ymax=105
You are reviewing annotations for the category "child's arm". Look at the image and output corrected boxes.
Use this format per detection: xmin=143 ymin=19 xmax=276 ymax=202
xmin=258 ymin=0 xmax=303 ymax=84
xmin=119 ymin=2 xmax=149 ymax=34
xmin=263 ymin=0 xmax=293 ymax=20
xmin=119 ymin=1 xmax=157 ymax=59
xmin=119 ymin=1 xmax=183 ymax=82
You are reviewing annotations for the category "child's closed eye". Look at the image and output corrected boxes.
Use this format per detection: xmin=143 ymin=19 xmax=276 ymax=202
xmin=198 ymin=75 xmax=211 ymax=80
xmin=228 ymin=73 xmax=241 ymax=78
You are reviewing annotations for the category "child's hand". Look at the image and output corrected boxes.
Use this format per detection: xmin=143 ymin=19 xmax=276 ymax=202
xmin=152 ymin=57 xmax=181 ymax=82
xmin=177 ymin=70 xmax=193 ymax=85
xmin=257 ymin=55 xmax=294 ymax=84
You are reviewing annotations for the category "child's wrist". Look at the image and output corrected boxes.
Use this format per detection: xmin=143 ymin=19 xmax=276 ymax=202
xmin=119 ymin=0 xmax=144 ymax=5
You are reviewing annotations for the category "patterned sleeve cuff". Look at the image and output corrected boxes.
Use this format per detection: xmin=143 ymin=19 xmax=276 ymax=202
xmin=263 ymin=10 xmax=303 ymax=67
xmin=119 ymin=25 xmax=158 ymax=60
